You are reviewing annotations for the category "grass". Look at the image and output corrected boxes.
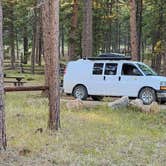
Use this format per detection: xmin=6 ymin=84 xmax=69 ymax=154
xmin=1 ymin=71 xmax=166 ymax=165
xmin=0 ymin=91 xmax=165 ymax=166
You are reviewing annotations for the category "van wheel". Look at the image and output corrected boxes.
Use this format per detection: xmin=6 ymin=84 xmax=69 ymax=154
xmin=73 ymin=85 xmax=88 ymax=100
xmin=91 ymin=96 xmax=103 ymax=101
xmin=139 ymin=88 xmax=156 ymax=105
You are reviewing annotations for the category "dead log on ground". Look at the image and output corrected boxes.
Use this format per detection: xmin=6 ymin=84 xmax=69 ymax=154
xmin=4 ymin=86 xmax=49 ymax=92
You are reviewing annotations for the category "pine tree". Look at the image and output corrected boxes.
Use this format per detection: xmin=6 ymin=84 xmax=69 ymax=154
xmin=0 ymin=0 xmax=7 ymax=150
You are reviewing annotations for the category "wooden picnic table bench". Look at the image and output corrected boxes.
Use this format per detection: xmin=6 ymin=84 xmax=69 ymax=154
xmin=4 ymin=76 xmax=26 ymax=87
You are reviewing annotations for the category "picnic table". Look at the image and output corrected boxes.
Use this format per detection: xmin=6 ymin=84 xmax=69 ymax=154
xmin=4 ymin=76 xmax=26 ymax=87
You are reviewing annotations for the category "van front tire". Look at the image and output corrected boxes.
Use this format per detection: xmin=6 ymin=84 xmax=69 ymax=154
xmin=139 ymin=87 xmax=156 ymax=105
xmin=73 ymin=85 xmax=88 ymax=100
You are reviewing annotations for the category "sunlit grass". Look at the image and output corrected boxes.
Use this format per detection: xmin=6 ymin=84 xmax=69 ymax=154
xmin=2 ymin=92 xmax=166 ymax=165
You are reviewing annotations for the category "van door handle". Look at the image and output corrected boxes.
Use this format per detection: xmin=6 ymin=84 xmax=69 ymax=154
xmin=103 ymin=76 xmax=106 ymax=80
xmin=118 ymin=76 xmax=121 ymax=81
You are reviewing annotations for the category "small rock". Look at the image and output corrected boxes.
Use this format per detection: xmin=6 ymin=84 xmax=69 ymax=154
xmin=108 ymin=96 xmax=129 ymax=110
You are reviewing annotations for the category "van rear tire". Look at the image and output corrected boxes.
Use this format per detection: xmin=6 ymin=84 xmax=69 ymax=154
xmin=73 ymin=85 xmax=88 ymax=100
xmin=91 ymin=96 xmax=103 ymax=101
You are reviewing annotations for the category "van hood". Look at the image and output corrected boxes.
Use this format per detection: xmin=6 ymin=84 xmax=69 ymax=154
xmin=150 ymin=76 xmax=166 ymax=82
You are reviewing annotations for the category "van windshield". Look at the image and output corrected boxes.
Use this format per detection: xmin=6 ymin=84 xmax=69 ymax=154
xmin=137 ymin=63 xmax=157 ymax=76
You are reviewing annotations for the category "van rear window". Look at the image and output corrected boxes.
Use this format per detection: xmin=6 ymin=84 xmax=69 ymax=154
xmin=93 ymin=63 xmax=104 ymax=75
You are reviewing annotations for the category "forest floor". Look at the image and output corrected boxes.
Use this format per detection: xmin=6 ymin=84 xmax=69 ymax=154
xmin=0 ymin=72 xmax=166 ymax=165
xmin=0 ymin=91 xmax=166 ymax=166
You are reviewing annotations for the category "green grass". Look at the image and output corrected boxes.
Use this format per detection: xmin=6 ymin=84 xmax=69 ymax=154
xmin=5 ymin=71 xmax=45 ymax=86
xmin=0 ymin=92 xmax=165 ymax=166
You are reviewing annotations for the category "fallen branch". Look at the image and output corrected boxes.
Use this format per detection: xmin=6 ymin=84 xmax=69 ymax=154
xmin=4 ymin=86 xmax=49 ymax=92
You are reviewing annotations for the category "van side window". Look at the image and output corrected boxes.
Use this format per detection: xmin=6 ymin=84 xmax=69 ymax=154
xmin=122 ymin=63 xmax=142 ymax=76
xmin=104 ymin=63 xmax=118 ymax=75
xmin=93 ymin=63 xmax=104 ymax=75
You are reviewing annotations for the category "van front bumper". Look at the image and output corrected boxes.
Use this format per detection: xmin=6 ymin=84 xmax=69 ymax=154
xmin=156 ymin=90 xmax=166 ymax=101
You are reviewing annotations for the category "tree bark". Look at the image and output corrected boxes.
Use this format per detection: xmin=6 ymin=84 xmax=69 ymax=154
xmin=136 ymin=0 xmax=142 ymax=61
xmin=23 ymin=30 xmax=28 ymax=64
xmin=42 ymin=0 xmax=60 ymax=130
xmin=0 ymin=1 xmax=7 ymax=150
xmin=82 ymin=0 xmax=93 ymax=58
xmin=31 ymin=5 xmax=37 ymax=74
xmin=105 ymin=0 xmax=112 ymax=52
xmin=114 ymin=0 xmax=120 ymax=52
xmin=164 ymin=53 xmax=166 ymax=76
xmin=8 ymin=2 xmax=15 ymax=68
xmin=31 ymin=30 xmax=36 ymax=74
xmin=68 ymin=0 xmax=78 ymax=60
xmin=60 ymin=24 xmax=64 ymax=57
xmin=129 ymin=0 xmax=139 ymax=61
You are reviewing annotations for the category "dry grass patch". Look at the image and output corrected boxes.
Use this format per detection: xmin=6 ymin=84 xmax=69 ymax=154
xmin=0 ymin=92 xmax=165 ymax=166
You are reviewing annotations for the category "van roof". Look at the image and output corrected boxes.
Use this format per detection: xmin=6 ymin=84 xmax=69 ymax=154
xmin=77 ymin=59 xmax=138 ymax=63
xmin=83 ymin=56 xmax=131 ymax=61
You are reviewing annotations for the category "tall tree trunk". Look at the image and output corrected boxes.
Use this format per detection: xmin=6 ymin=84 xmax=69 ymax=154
xmin=16 ymin=32 xmax=19 ymax=60
xmin=129 ymin=0 xmax=139 ymax=61
xmin=8 ymin=3 xmax=15 ymax=68
xmin=151 ymin=2 xmax=163 ymax=72
xmin=31 ymin=29 xmax=36 ymax=74
xmin=38 ymin=36 xmax=42 ymax=66
xmin=114 ymin=0 xmax=120 ymax=52
xmin=68 ymin=0 xmax=78 ymax=60
xmin=42 ymin=0 xmax=60 ymax=130
xmin=136 ymin=0 xmax=142 ymax=61
xmin=164 ymin=53 xmax=166 ymax=76
xmin=23 ymin=27 xmax=28 ymax=64
xmin=105 ymin=0 xmax=112 ymax=52
xmin=34 ymin=1 xmax=42 ymax=66
xmin=61 ymin=24 xmax=64 ymax=57
xmin=0 ymin=1 xmax=7 ymax=150
xmin=82 ymin=0 xmax=93 ymax=57
xmin=31 ymin=4 xmax=37 ymax=74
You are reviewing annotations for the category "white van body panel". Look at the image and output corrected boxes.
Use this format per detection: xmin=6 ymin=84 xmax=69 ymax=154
xmin=63 ymin=59 xmax=166 ymax=98
xmin=63 ymin=60 xmax=92 ymax=94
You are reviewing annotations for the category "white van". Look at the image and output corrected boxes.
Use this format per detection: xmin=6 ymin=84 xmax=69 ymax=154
xmin=63 ymin=58 xmax=166 ymax=104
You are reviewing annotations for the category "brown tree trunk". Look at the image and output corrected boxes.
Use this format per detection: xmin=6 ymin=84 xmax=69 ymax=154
xmin=82 ymin=0 xmax=93 ymax=58
xmin=8 ymin=2 xmax=15 ymax=68
xmin=164 ymin=53 xmax=166 ymax=76
xmin=23 ymin=30 xmax=28 ymax=64
xmin=31 ymin=6 xmax=37 ymax=74
xmin=61 ymin=24 xmax=64 ymax=57
xmin=129 ymin=0 xmax=139 ymax=61
xmin=105 ymin=0 xmax=113 ymax=52
xmin=31 ymin=30 xmax=36 ymax=74
xmin=114 ymin=0 xmax=120 ymax=52
xmin=151 ymin=2 xmax=163 ymax=71
xmin=42 ymin=0 xmax=60 ymax=130
xmin=16 ymin=32 xmax=19 ymax=60
xmin=68 ymin=0 xmax=78 ymax=60
xmin=0 ymin=1 xmax=7 ymax=150
xmin=136 ymin=0 xmax=142 ymax=61
xmin=156 ymin=54 xmax=162 ymax=74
